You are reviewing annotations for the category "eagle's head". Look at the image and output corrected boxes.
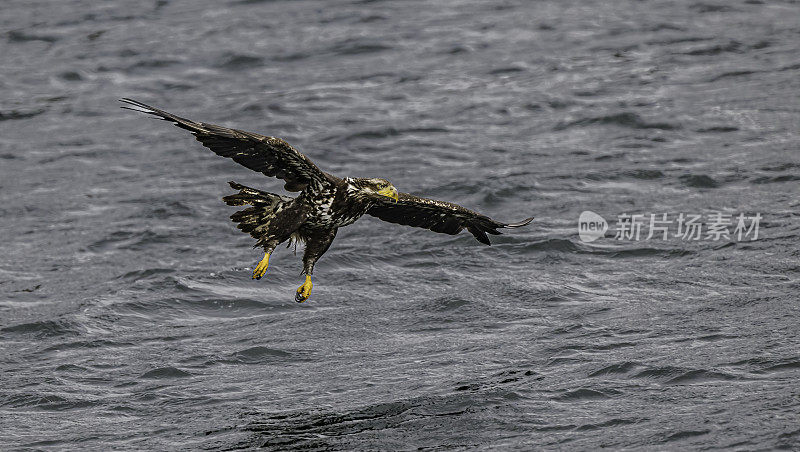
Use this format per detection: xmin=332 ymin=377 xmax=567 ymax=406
xmin=346 ymin=177 xmax=399 ymax=202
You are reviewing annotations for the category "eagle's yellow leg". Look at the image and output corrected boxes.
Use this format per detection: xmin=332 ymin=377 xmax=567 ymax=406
xmin=295 ymin=275 xmax=313 ymax=303
xmin=252 ymin=252 xmax=270 ymax=280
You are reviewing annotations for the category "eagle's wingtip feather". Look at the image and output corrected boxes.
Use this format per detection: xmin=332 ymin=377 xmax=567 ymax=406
xmin=119 ymin=98 xmax=158 ymax=115
xmin=504 ymin=216 xmax=534 ymax=228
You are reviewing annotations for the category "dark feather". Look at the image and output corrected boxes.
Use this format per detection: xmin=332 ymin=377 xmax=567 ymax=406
xmin=367 ymin=192 xmax=533 ymax=245
xmin=120 ymin=98 xmax=337 ymax=193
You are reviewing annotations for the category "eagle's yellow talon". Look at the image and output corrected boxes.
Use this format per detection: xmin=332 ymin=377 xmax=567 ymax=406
xmin=295 ymin=275 xmax=312 ymax=303
xmin=252 ymin=252 xmax=270 ymax=280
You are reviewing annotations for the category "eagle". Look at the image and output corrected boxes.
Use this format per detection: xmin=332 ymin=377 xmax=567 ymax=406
xmin=121 ymin=99 xmax=533 ymax=302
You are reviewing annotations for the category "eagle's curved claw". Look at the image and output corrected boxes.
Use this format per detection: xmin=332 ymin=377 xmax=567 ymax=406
xmin=295 ymin=275 xmax=313 ymax=303
xmin=252 ymin=252 xmax=270 ymax=280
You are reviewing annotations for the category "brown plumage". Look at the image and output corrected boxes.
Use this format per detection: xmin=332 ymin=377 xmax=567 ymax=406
xmin=121 ymin=98 xmax=533 ymax=302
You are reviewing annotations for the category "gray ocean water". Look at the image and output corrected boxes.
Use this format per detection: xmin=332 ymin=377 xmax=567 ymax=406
xmin=2 ymin=0 xmax=799 ymax=450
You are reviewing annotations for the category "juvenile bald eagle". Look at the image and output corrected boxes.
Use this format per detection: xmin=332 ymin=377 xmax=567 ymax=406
xmin=121 ymin=99 xmax=533 ymax=302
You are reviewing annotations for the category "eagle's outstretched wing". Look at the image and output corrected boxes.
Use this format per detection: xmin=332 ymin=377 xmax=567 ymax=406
xmin=367 ymin=193 xmax=533 ymax=245
xmin=120 ymin=98 xmax=334 ymax=192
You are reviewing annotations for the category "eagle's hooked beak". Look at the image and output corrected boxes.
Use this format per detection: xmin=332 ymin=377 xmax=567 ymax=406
xmin=377 ymin=185 xmax=399 ymax=202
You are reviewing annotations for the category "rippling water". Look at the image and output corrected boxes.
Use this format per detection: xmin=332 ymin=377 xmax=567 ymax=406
xmin=2 ymin=0 xmax=799 ymax=449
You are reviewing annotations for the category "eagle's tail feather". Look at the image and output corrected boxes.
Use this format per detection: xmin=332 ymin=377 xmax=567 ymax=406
xmin=223 ymin=181 xmax=293 ymax=242
xmin=223 ymin=181 xmax=289 ymax=207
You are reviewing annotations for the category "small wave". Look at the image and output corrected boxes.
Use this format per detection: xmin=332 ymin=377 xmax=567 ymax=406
xmin=12 ymin=283 xmax=41 ymax=293
xmin=751 ymin=174 xmax=800 ymax=184
xmin=601 ymin=247 xmax=692 ymax=259
xmin=760 ymin=162 xmax=800 ymax=172
xmin=551 ymin=341 xmax=637 ymax=353
xmin=116 ymin=268 xmax=176 ymax=283
xmin=271 ymin=51 xmax=308 ymax=62
xmin=433 ymin=297 xmax=471 ymax=312
xmin=37 ymin=149 xmax=106 ymax=164
xmin=488 ymin=66 xmax=526 ymax=75
xmin=55 ymin=364 xmax=89 ymax=372
xmin=646 ymin=36 xmax=710 ymax=45
xmin=674 ymin=333 xmax=738 ymax=343
xmin=1 ymin=319 xmax=81 ymax=338
xmin=214 ymin=54 xmax=264 ymax=70
xmin=588 ymin=362 xmax=641 ymax=377
xmin=777 ymin=428 xmax=800 ymax=446
xmin=125 ymin=59 xmax=182 ymax=71
xmin=115 ymin=294 xmax=283 ymax=320
xmin=334 ymin=126 xmax=449 ymax=142
xmin=43 ymin=339 xmax=133 ymax=353
xmin=358 ymin=14 xmax=387 ymax=23
xmin=708 ymin=70 xmax=757 ymax=82
xmin=594 ymin=152 xmax=627 ymax=161
xmin=0 ymin=109 xmax=45 ymax=121
xmin=535 ymin=423 xmax=577 ymax=432
xmin=689 ymin=3 xmax=735 ymax=13
xmin=227 ymin=346 xmax=294 ymax=364
xmin=141 ymin=200 xmax=194 ymax=219
xmin=328 ymin=39 xmax=392 ymax=56
xmin=663 ymin=429 xmax=710 ymax=442
xmin=575 ymin=417 xmax=641 ymax=431
xmin=553 ymin=112 xmax=679 ymax=131
xmin=632 ymin=365 xmax=685 ymax=380
xmin=7 ymin=30 xmax=58 ymax=43
xmin=58 ymin=71 xmax=83 ymax=81
xmin=240 ymin=101 xmax=291 ymax=114
xmin=240 ymin=393 xmax=480 ymax=449
xmin=517 ymin=238 xmax=580 ymax=253
xmin=244 ymin=402 xmax=414 ymax=448
xmin=695 ymin=125 xmax=739 ymax=132
xmin=158 ymin=80 xmax=197 ymax=91
xmin=552 ymin=387 xmax=619 ymax=401
xmin=633 ymin=366 xmax=738 ymax=384
xmin=139 ymin=367 xmax=194 ymax=379
xmin=664 ymin=369 xmax=738 ymax=384
xmin=682 ymin=40 xmax=741 ymax=56
xmin=446 ymin=45 xmax=471 ymax=54
xmin=403 ymin=127 xmax=450 ymax=134
xmin=546 ymin=356 xmax=588 ymax=366
xmin=761 ymin=360 xmax=800 ymax=373
xmin=780 ymin=62 xmax=800 ymax=72
xmin=87 ymin=230 xmax=175 ymax=252
xmin=1 ymin=393 xmax=97 ymax=411
xmin=340 ymin=127 xmax=400 ymax=141
xmin=351 ymin=71 xmax=397 ymax=82
xmin=586 ymin=169 xmax=665 ymax=180
xmin=454 ymin=369 xmax=540 ymax=392
xmin=679 ymin=174 xmax=719 ymax=188
xmin=624 ymin=169 xmax=665 ymax=179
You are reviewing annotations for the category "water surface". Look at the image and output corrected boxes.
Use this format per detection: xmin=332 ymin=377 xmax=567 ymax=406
xmin=1 ymin=0 xmax=799 ymax=449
